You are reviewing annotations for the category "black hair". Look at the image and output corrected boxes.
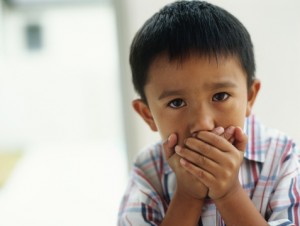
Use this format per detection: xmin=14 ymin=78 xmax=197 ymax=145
xmin=130 ymin=0 xmax=256 ymax=102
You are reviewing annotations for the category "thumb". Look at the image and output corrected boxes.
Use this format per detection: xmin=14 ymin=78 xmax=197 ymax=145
xmin=233 ymin=127 xmax=248 ymax=152
xmin=163 ymin=133 xmax=178 ymax=160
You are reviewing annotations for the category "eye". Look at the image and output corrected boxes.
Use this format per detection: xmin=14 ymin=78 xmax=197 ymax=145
xmin=167 ymin=98 xmax=186 ymax=109
xmin=212 ymin=92 xmax=230 ymax=102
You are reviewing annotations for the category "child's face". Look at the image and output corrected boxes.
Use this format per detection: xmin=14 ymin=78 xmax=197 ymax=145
xmin=133 ymin=54 xmax=260 ymax=145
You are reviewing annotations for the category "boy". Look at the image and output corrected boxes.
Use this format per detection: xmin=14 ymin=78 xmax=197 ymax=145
xmin=118 ymin=1 xmax=300 ymax=225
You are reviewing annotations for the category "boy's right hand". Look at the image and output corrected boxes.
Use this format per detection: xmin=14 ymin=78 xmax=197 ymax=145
xmin=163 ymin=133 xmax=209 ymax=200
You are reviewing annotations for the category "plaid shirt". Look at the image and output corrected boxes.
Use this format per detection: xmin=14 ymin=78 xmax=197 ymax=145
xmin=118 ymin=115 xmax=300 ymax=226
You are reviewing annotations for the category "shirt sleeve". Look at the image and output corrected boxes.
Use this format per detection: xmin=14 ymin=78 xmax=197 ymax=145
xmin=118 ymin=148 xmax=167 ymax=226
xmin=266 ymin=144 xmax=300 ymax=226
xmin=118 ymin=179 xmax=163 ymax=226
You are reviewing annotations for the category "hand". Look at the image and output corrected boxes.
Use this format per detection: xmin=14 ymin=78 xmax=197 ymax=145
xmin=163 ymin=127 xmax=229 ymax=200
xmin=163 ymin=133 xmax=208 ymax=200
xmin=175 ymin=126 xmax=247 ymax=201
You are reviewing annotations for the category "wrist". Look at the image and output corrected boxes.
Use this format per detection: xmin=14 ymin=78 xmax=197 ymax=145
xmin=174 ymin=189 xmax=205 ymax=208
xmin=160 ymin=190 xmax=204 ymax=226
xmin=213 ymin=183 xmax=268 ymax=226
xmin=213 ymin=182 xmax=243 ymax=207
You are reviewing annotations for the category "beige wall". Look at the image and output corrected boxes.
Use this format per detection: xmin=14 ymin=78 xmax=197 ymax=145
xmin=115 ymin=0 xmax=300 ymax=168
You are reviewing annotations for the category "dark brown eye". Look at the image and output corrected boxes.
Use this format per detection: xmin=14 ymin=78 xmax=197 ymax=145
xmin=212 ymin=92 xmax=230 ymax=102
xmin=168 ymin=99 xmax=186 ymax=108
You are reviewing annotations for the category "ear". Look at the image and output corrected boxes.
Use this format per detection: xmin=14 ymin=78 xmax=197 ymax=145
xmin=132 ymin=99 xmax=158 ymax=132
xmin=246 ymin=79 xmax=261 ymax=117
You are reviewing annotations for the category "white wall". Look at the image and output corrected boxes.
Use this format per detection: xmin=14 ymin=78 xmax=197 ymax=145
xmin=116 ymin=0 xmax=300 ymax=166
xmin=0 ymin=3 xmax=127 ymax=225
xmin=0 ymin=3 xmax=124 ymax=149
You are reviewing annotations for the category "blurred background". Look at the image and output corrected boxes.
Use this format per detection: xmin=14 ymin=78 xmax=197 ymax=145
xmin=0 ymin=0 xmax=299 ymax=225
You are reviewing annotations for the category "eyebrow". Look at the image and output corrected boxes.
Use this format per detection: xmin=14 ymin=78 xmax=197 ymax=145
xmin=207 ymin=81 xmax=238 ymax=90
xmin=158 ymin=89 xmax=185 ymax=100
xmin=157 ymin=81 xmax=237 ymax=100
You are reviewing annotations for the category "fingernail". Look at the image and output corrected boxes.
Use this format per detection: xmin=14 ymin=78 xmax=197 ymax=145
xmin=214 ymin=127 xmax=224 ymax=134
xmin=226 ymin=126 xmax=235 ymax=135
xmin=180 ymin=158 xmax=187 ymax=165
xmin=167 ymin=135 xmax=171 ymax=143
xmin=167 ymin=134 xmax=174 ymax=143
xmin=175 ymin=145 xmax=181 ymax=153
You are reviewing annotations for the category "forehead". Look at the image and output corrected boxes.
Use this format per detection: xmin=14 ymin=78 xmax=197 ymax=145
xmin=146 ymin=53 xmax=246 ymax=85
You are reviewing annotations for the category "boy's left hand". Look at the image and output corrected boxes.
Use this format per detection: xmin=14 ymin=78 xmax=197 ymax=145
xmin=175 ymin=126 xmax=247 ymax=201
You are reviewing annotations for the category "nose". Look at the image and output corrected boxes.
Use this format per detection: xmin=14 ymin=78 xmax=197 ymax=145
xmin=189 ymin=104 xmax=215 ymax=135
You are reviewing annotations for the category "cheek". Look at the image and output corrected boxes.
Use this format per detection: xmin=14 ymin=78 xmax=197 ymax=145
xmin=206 ymin=101 xmax=247 ymax=128
xmin=156 ymin=119 xmax=190 ymax=146
xmin=218 ymin=102 xmax=247 ymax=128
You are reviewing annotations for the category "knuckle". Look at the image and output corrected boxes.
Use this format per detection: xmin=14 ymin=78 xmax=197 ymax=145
xmin=186 ymin=138 xmax=201 ymax=152
xmin=204 ymin=143 xmax=214 ymax=154
xmin=211 ymin=134 xmax=221 ymax=145
xmin=227 ymin=159 xmax=235 ymax=169
xmin=196 ymin=169 xmax=204 ymax=178
xmin=208 ymin=143 xmax=215 ymax=152
xmin=223 ymin=169 xmax=232 ymax=179
xmin=226 ymin=153 xmax=239 ymax=169
xmin=185 ymin=137 xmax=193 ymax=146
xmin=219 ymin=181 xmax=227 ymax=192
xmin=196 ymin=155 xmax=206 ymax=166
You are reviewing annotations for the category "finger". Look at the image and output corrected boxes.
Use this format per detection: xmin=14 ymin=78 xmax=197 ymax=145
xmin=163 ymin=133 xmax=178 ymax=160
xmin=223 ymin=126 xmax=235 ymax=143
xmin=175 ymin=145 xmax=220 ymax=175
xmin=179 ymin=158 xmax=215 ymax=186
xmin=212 ymin=126 xmax=235 ymax=143
xmin=184 ymin=136 xmax=225 ymax=163
xmin=211 ymin=127 xmax=224 ymax=136
xmin=195 ymin=131 xmax=234 ymax=153
xmin=185 ymin=127 xmax=225 ymax=158
xmin=233 ymin=127 xmax=247 ymax=151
